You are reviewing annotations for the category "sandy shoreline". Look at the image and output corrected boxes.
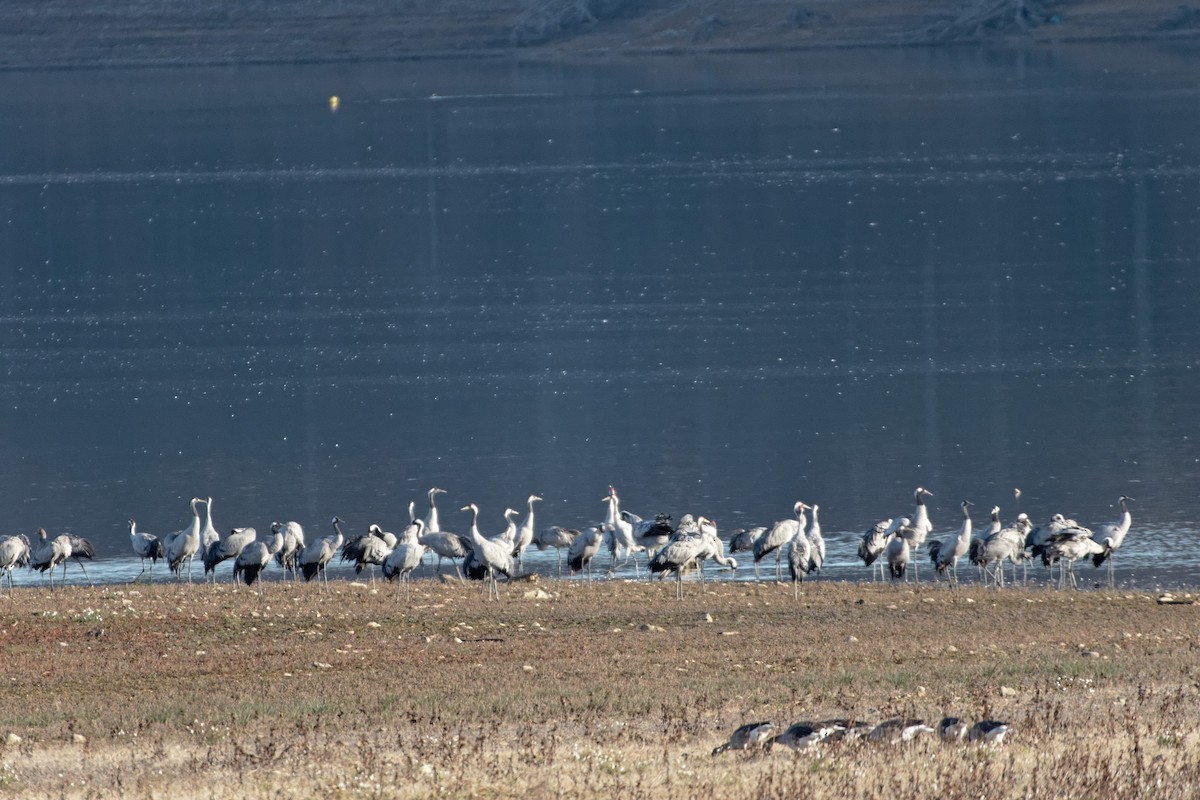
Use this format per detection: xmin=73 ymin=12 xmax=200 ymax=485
xmin=0 ymin=1 xmax=1197 ymax=72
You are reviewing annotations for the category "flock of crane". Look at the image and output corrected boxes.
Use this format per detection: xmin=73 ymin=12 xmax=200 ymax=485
xmin=0 ymin=486 xmax=1136 ymax=598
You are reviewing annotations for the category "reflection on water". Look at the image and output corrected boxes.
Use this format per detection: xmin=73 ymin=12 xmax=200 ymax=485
xmin=0 ymin=46 xmax=1198 ymax=588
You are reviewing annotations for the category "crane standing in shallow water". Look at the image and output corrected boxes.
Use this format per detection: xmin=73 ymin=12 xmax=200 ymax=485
xmin=165 ymin=498 xmax=203 ymax=583
xmin=754 ymin=502 xmax=808 ymax=582
xmin=1091 ymin=495 xmax=1135 ymax=589
xmin=512 ymin=494 xmax=542 ymax=573
xmin=30 ymin=529 xmax=71 ymax=590
xmin=272 ymin=521 xmax=306 ymax=580
xmin=534 ymin=525 xmax=579 ymax=577
xmin=0 ymin=534 xmax=30 ymax=595
xmin=568 ymin=526 xmax=604 ymax=581
xmin=129 ymin=520 xmax=164 ymax=580
xmin=928 ymin=500 xmax=973 ymax=587
xmin=602 ymin=486 xmax=645 ymax=577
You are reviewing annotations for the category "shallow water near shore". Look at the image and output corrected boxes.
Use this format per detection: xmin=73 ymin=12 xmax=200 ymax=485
xmin=0 ymin=45 xmax=1198 ymax=588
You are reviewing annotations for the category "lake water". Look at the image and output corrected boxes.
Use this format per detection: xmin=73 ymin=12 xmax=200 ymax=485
xmin=1 ymin=45 xmax=1199 ymax=589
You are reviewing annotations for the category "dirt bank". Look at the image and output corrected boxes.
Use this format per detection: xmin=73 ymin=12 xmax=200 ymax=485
xmin=0 ymin=1 xmax=1197 ymax=71
xmin=1 ymin=580 xmax=1199 ymax=797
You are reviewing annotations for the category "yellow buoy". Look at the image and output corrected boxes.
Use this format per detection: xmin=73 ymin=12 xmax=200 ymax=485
xmin=329 ymin=95 xmax=340 ymax=112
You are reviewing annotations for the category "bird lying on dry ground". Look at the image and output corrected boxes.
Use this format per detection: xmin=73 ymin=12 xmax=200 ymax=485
xmin=714 ymin=714 xmax=1011 ymax=754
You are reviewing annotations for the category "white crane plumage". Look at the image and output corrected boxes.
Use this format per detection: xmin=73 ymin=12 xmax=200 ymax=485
xmin=806 ymin=504 xmax=825 ymax=574
xmin=786 ymin=525 xmax=812 ymax=599
xmin=602 ymin=486 xmax=645 ymax=577
xmin=712 ymin=722 xmax=775 ymax=755
xmin=906 ymin=487 xmax=934 ymax=580
xmin=0 ymin=534 xmax=31 ymax=595
xmin=754 ymin=501 xmax=808 ymax=582
xmin=972 ymin=512 xmax=1031 ymax=587
xmin=512 ymin=494 xmax=541 ymax=572
xmin=1044 ymin=526 xmax=1110 ymax=589
xmin=165 ymin=498 xmax=203 ymax=582
xmin=272 ymin=521 xmax=306 ymax=579
xmin=567 ymin=526 xmax=604 ymax=581
xmin=885 ymin=519 xmax=913 ymax=581
xmin=424 ymin=487 xmax=446 ymax=532
xmin=694 ymin=517 xmax=736 ymax=589
xmin=30 ymin=529 xmax=71 ymax=590
xmin=199 ymin=496 xmax=220 ymax=581
xmin=928 ymin=500 xmax=973 ymax=586
xmin=1091 ymin=495 xmax=1134 ymax=588
xmin=461 ymin=503 xmax=513 ymax=601
xmin=382 ymin=518 xmax=427 ymax=599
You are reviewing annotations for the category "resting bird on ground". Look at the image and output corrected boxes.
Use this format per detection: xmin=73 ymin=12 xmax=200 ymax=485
xmin=937 ymin=717 xmax=969 ymax=742
xmin=968 ymin=719 xmax=1010 ymax=744
xmin=770 ymin=721 xmax=843 ymax=751
xmin=867 ymin=718 xmax=935 ymax=743
xmin=712 ymin=722 xmax=774 ymax=755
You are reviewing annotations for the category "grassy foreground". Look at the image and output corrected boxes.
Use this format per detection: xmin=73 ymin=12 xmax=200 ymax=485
xmin=1 ymin=576 xmax=1198 ymax=798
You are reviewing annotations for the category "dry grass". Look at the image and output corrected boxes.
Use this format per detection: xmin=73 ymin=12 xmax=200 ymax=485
xmin=0 ymin=577 xmax=1198 ymax=798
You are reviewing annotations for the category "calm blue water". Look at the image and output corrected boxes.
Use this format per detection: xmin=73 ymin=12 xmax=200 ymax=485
xmin=1 ymin=46 xmax=1198 ymax=589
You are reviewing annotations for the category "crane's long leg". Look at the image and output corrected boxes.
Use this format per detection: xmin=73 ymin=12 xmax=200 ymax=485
xmin=76 ymin=560 xmax=93 ymax=587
